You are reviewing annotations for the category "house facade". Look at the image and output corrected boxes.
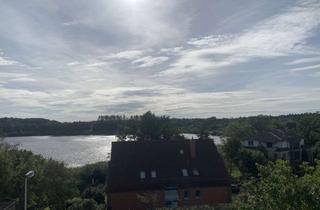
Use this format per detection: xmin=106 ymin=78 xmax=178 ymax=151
xmin=241 ymin=129 xmax=304 ymax=162
xmin=107 ymin=140 xmax=231 ymax=210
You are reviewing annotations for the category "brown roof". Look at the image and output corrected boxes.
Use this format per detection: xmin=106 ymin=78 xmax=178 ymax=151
xmin=107 ymin=140 xmax=230 ymax=193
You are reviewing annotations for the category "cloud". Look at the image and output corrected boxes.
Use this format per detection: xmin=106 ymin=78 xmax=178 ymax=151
xmin=187 ymin=35 xmax=233 ymax=47
xmin=62 ymin=20 xmax=79 ymax=26
xmin=290 ymin=64 xmax=320 ymax=72
xmin=160 ymin=47 xmax=183 ymax=55
xmin=132 ymin=56 xmax=169 ymax=68
xmin=0 ymin=72 xmax=36 ymax=83
xmin=162 ymin=0 xmax=320 ymax=75
xmin=67 ymin=61 xmax=81 ymax=66
xmin=10 ymin=77 xmax=37 ymax=82
xmin=1 ymin=0 xmax=320 ymax=120
xmin=105 ymin=50 xmax=144 ymax=60
xmin=287 ymin=57 xmax=320 ymax=65
xmin=0 ymin=53 xmax=18 ymax=66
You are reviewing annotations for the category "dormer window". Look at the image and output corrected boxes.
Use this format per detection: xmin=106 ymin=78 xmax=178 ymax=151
xmin=151 ymin=170 xmax=157 ymax=178
xmin=140 ymin=171 xmax=146 ymax=179
xmin=180 ymin=149 xmax=184 ymax=155
xmin=182 ymin=169 xmax=188 ymax=177
xmin=192 ymin=169 xmax=200 ymax=176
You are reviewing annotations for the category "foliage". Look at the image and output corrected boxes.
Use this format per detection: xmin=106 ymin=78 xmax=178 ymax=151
xmin=222 ymin=122 xmax=253 ymax=175
xmin=235 ymin=160 xmax=320 ymax=210
xmin=70 ymin=161 xmax=108 ymax=192
xmin=314 ymin=141 xmax=320 ymax=160
xmin=236 ymin=149 xmax=267 ymax=178
xmin=0 ymin=141 xmax=108 ymax=210
xmin=157 ymin=205 xmax=233 ymax=210
xmin=0 ymin=141 xmax=79 ymax=209
xmin=66 ymin=197 xmax=104 ymax=210
xmin=81 ymin=185 xmax=105 ymax=204
xmin=297 ymin=114 xmax=320 ymax=146
xmin=118 ymin=111 xmax=183 ymax=141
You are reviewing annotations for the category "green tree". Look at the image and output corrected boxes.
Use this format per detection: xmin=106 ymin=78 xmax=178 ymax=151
xmin=117 ymin=111 xmax=181 ymax=141
xmin=66 ymin=197 xmax=103 ymax=210
xmin=235 ymin=160 xmax=320 ymax=210
xmin=298 ymin=114 xmax=320 ymax=146
xmin=0 ymin=142 xmax=80 ymax=210
xmin=222 ymin=122 xmax=253 ymax=174
xmin=248 ymin=115 xmax=273 ymax=135
xmin=236 ymin=149 xmax=267 ymax=178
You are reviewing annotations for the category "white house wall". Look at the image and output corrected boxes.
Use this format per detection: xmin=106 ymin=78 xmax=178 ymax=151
xmin=274 ymin=141 xmax=290 ymax=149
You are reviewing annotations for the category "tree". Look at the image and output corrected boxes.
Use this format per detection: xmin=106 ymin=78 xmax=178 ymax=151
xmin=66 ymin=197 xmax=103 ymax=210
xmin=236 ymin=149 xmax=267 ymax=178
xmin=314 ymin=141 xmax=320 ymax=160
xmin=222 ymin=122 xmax=253 ymax=174
xmin=0 ymin=141 xmax=80 ymax=210
xmin=235 ymin=160 xmax=320 ymax=210
xmin=198 ymin=127 xmax=211 ymax=140
xmin=248 ymin=115 xmax=273 ymax=135
xmin=137 ymin=111 xmax=162 ymax=140
xmin=82 ymin=186 xmax=105 ymax=204
xmin=298 ymin=114 xmax=320 ymax=146
xmin=117 ymin=111 xmax=182 ymax=141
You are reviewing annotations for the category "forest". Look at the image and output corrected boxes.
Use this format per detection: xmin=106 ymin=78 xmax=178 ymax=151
xmin=0 ymin=112 xmax=319 ymax=137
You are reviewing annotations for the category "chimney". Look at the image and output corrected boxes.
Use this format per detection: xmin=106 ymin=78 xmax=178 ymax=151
xmin=189 ymin=139 xmax=196 ymax=159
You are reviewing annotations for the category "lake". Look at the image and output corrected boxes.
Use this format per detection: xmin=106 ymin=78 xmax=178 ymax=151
xmin=3 ymin=135 xmax=116 ymax=167
xmin=3 ymin=134 xmax=222 ymax=167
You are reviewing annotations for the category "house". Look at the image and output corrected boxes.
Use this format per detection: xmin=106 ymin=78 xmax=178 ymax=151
xmin=241 ymin=129 xmax=304 ymax=162
xmin=107 ymin=139 xmax=231 ymax=210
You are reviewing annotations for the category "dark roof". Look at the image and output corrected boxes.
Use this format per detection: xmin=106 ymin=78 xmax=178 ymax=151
xmin=107 ymin=140 xmax=230 ymax=193
xmin=255 ymin=129 xmax=301 ymax=144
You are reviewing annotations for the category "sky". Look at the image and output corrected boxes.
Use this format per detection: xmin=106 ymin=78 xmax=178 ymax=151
xmin=0 ymin=0 xmax=320 ymax=121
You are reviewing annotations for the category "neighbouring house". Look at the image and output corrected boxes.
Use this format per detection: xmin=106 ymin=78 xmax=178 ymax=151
xmin=241 ymin=129 xmax=305 ymax=163
xmin=107 ymin=139 xmax=231 ymax=210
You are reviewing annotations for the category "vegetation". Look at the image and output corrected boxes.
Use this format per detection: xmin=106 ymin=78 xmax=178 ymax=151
xmin=221 ymin=113 xmax=320 ymax=178
xmin=117 ymin=111 xmax=184 ymax=141
xmin=235 ymin=160 xmax=320 ymax=210
xmin=1 ymin=112 xmax=319 ymax=138
xmin=0 ymin=140 xmax=107 ymax=210
xmin=1 ymin=112 xmax=320 ymax=209
xmin=157 ymin=205 xmax=231 ymax=210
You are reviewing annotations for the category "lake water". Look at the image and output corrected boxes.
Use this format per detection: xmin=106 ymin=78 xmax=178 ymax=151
xmin=3 ymin=135 xmax=117 ymax=167
xmin=3 ymin=134 xmax=222 ymax=167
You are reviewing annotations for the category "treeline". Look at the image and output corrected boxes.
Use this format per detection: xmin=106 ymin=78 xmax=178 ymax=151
xmin=0 ymin=112 xmax=319 ymax=137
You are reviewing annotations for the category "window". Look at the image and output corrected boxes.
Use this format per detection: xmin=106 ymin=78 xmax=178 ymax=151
xmin=140 ymin=171 xmax=146 ymax=179
xmin=183 ymin=191 xmax=189 ymax=200
xmin=248 ymin=140 xmax=254 ymax=146
xmin=151 ymin=170 xmax=157 ymax=178
xmin=195 ymin=190 xmax=201 ymax=199
xmin=165 ymin=187 xmax=178 ymax=207
xmin=282 ymin=153 xmax=286 ymax=160
xmin=267 ymin=142 xmax=273 ymax=148
xmin=192 ymin=169 xmax=199 ymax=176
xmin=182 ymin=169 xmax=188 ymax=177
